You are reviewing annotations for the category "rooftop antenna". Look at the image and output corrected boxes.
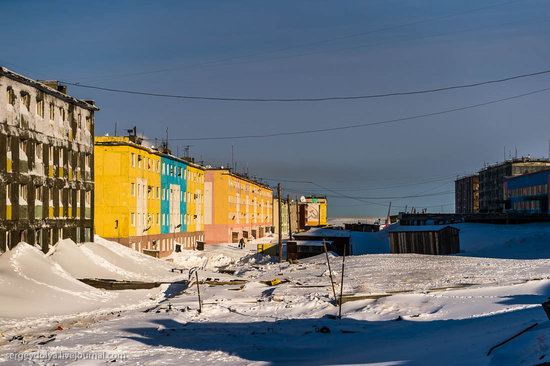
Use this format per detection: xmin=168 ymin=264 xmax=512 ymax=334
xmin=114 ymin=122 xmax=117 ymax=136
xmin=515 ymin=146 xmax=518 ymax=158
xmin=231 ymin=145 xmax=234 ymax=171
xmin=184 ymin=145 xmax=191 ymax=158
xmin=548 ymin=139 xmax=550 ymax=159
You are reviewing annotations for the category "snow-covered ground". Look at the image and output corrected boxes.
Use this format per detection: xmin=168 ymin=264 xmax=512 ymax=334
xmin=1 ymin=224 xmax=550 ymax=365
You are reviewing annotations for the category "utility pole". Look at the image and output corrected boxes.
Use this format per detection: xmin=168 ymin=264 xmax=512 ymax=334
xmin=287 ymin=194 xmax=292 ymax=240
xmin=277 ymin=183 xmax=282 ymax=263
xmin=385 ymin=201 xmax=392 ymax=226
xmin=295 ymin=196 xmax=300 ymax=232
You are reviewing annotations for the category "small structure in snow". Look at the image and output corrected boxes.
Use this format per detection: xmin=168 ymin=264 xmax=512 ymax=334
xmin=286 ymin=240 xmax=333 ymax=260
xmin=389 ymin=225 xmax=460 ymax=255
xmin=293 ymin=228 xmax=351 ymax=256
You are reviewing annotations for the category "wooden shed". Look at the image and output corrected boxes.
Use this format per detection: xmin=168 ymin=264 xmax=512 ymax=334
xmin=389 ymin=225 xmax=460 ymax=255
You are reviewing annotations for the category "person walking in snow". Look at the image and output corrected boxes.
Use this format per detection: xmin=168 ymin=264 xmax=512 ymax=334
xmin=239 ymin=238 xmax=245 ymax=249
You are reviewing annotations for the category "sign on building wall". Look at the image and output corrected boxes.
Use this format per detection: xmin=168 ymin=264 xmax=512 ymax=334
xmin=306 ymin=203 xmax=320 ymax=226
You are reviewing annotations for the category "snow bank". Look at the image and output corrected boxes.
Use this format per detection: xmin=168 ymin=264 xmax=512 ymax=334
xmin=47 ymin=238 xmax=128 ymax=280
xmin=0 ymin=243 xmax=113 ymax=318
xmin=83 ymin=237 xmax=179 ymax=281
xmin=458 ymin=223 xmax=550 ymax=259
xmin=168 ymin=249 xmax=236 ymax=270
xmin=0 ymin=238 xmax=189 ymax=319
xmin=350 ymin=223 xmax=550 ymax=259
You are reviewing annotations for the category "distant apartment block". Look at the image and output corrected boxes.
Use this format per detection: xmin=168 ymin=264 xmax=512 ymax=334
xmin=204 ymin=168 xmax=273 ymax=243
xmin=479 ymin=157 xmax=550 ymax=213
xmin=0 ymin=67 xmax=98 ymax=254
xmin=94 ymin=135 xmax=204 ymax=257
xmin=504 ymin=169 xmax=550 ymax=214
xmin=454 ymin=175 xmax=479 ymax=214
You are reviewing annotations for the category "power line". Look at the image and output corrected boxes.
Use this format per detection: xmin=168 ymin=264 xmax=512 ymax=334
xmin=135 ymin=86 xmax=550 ymax=141
xmin=71 ymin=0 xmax=522 ymax=83
xmin=60 ymin=68 xmax=550 ymax=103
xmin=283 ymin=189 xmax=454 ymax=200
xmin=258 ymin=176 xmax=454 ymax=210
xmin=263 ymin=174 xmax=457 ymax=191
xmin=254 ymin=15 xmax=543 ymax=67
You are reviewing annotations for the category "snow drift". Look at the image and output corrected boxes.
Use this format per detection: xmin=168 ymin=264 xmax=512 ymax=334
xmin=0 ymin=238 xmax=186 ymax=319
xmin=0 ymin=243 xmax=113 ymax=318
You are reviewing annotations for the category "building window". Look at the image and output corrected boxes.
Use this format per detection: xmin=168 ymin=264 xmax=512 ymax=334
xmin=59 ymin=106 xmax=65 ymax=121
xmin=138 ymin=155 xmax=142 ymax=168
xmin=49 ymin=103 xmax=55 ymax=120
xmin=36 ymin=98 xmax=45 ymax=118
xmin=35 ymin=186 xmax=42 ymax=202
xmin=21 ymin=92 xmax=30 ymax=110
xmin=20 ymin=139 xmax=28 ymax=160
xmin=86 ymin=115 xmax=91 ymax=131
xmin=19 ymin=184 xmax=28 ymax=204
xmin=7 ymin=87 xmax=16 ymax=106
xmin=131 ymin=183 xmax=135 ymax=196
xmin=6 ymin=182 xmax=11 ymax=205
xmin=131 ymin=153 xmax=135 ymax=167
xmin=131 ymin=213 xmax=135 ymax=226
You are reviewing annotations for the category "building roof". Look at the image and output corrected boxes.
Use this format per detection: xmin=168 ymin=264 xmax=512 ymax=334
xmin=206 ymin=167 xmax=272 ymax=190
xmin=294 ymin=227 xmax=351 ymax=238
xmin=95 ymin=136 xmax=206 ymax=170
xmin=288 ymin=240 xmax=333 ymax=247
xmin=388 ymin=225 xmax=460 ymax=233
xmin=455 ymin=174 xmax=479 ymax=182
xmin=0 ymin=66 xmax=99 ymax=111
xmin=504 ymin=168 xmax=550 ymax=181
xmin=479 ymin=157 xmax=550 ymax=172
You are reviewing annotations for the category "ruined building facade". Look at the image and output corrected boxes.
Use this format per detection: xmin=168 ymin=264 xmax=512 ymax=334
xmin=455 ymin=174 xmax=479 ymax=214
xmin=479 ymin=158 xmax=550 ymax=213
xmin=0 ymin=67 xmax=98 ymax=253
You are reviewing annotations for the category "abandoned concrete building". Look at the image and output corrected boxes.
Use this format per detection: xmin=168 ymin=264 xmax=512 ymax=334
xmin=455 ymin=174 xmax=480 ymax=214
xmin=0 ymin=67 xmax=99 ymax=253
xmin=478 ymin=157 xmax=550 ymax=213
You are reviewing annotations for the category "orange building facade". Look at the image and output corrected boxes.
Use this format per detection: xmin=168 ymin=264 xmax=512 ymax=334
xmin=204 ymin=168 xmax=273 ymax=244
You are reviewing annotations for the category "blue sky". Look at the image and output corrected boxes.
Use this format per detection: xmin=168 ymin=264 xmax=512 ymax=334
xmin=2 ymin=0 xmax=550 ymax=217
